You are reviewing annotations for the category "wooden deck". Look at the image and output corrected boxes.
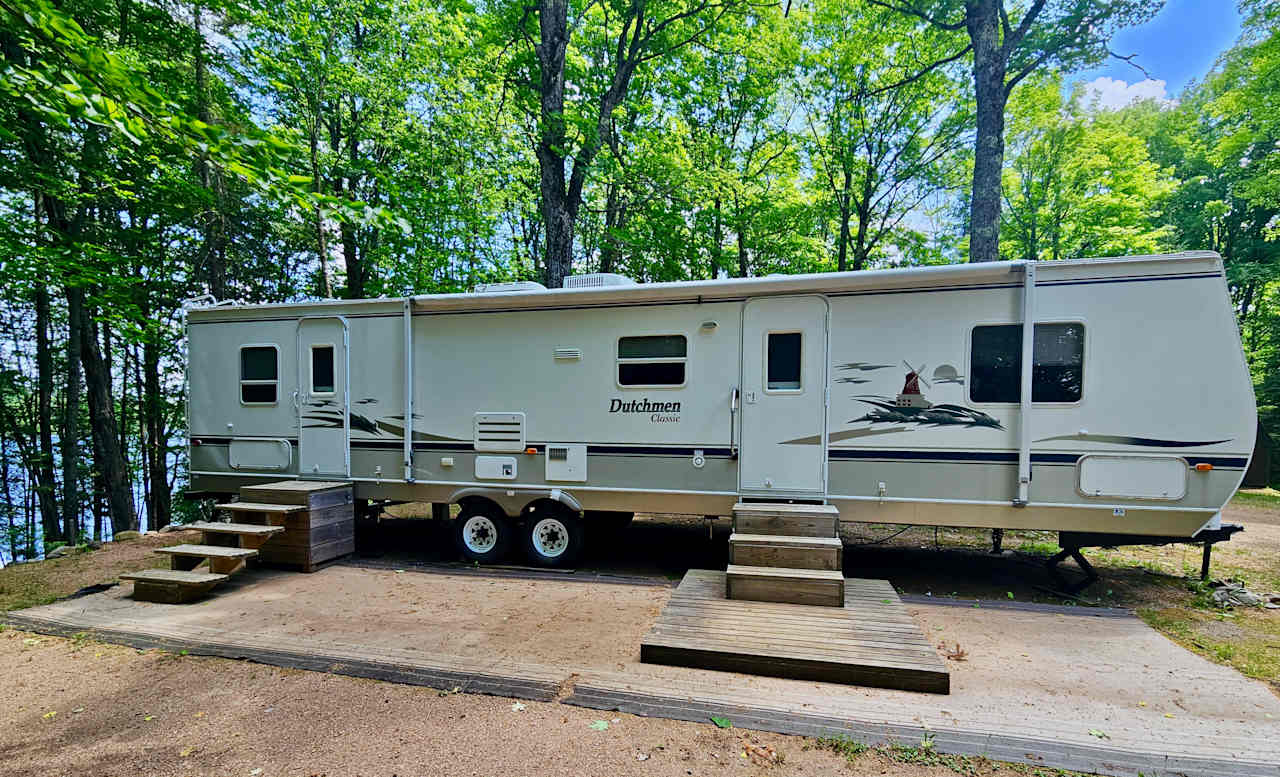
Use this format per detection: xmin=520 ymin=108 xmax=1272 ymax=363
xmin=641 ymin=570 xmax=950 ymax=693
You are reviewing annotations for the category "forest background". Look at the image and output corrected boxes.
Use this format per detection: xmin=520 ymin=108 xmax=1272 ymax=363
xmin=1 ymin=0 xmax=1277 ymax=560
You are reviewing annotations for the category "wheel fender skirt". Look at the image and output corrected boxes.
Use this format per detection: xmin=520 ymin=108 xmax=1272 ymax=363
xmin=447 ymin=486 xmax=582 ymax=517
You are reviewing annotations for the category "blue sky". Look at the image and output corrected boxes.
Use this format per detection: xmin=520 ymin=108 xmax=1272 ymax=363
xmin=1076 ymin=0 xmax=1244 ymax=107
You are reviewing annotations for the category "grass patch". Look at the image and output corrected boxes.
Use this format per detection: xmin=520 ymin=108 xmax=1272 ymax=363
xmin=814 ymin=734 xmax=868 ymax=761
xmin=0 ymin=532 xmax=196 ymax=613
xmin=1231 ymin=488 xmax=1280 ymax=509
xmin=1015 ymin=541 xmax=1060 ymax=557
xmin=1139 ymin=606 xmax=1280 ymax=688
xmin=882 ymin=735 xmax=989 ymax=776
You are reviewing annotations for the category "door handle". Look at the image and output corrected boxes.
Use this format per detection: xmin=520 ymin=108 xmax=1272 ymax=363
xmin=729 ymin=386 xmax=739 ymax=459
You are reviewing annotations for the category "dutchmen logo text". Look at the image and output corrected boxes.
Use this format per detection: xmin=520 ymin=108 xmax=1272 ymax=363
xmin=609 ymin=398 xmax=681 ymax=423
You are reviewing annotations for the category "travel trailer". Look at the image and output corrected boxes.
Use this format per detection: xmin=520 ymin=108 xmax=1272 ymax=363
xmin=185 ymin=251 xmax=1256 ymax=567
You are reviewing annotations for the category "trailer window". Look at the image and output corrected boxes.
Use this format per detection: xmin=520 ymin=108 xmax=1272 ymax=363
xmin=240 ymin=345 xmax=278 ymax=404
xmin=970 ymin=323 xmax=1084 ymax=403
xmin=310 ymin=345 xmax=335 ymax=395
xmin=618 ymin=335 xmax=687 ymax=387
xmin=766 ymin=332 xmax=802 ymax=391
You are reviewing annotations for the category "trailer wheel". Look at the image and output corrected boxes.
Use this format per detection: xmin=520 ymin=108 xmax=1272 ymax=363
xmin=454 ymin=504 xmax=513 ymax=563
xmin=523 ymin=507 xmax=585 ymax=567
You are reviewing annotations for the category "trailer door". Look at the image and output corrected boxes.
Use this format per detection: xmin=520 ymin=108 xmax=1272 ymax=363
xmin=296 ymin=317 xmax=349 ymax=478
xmin=739 ymin=296 xmax=829 ymax=497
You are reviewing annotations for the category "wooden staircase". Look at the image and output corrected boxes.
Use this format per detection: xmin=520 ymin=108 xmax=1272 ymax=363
xmin=123 ymin=480 xmax=353 ymax=603
xmin=726 ymin=503 xmax=845 ymax=607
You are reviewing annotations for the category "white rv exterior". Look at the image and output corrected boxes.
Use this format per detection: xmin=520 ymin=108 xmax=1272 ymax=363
xmin=186 ymin=251 xmax=1256 ymax=564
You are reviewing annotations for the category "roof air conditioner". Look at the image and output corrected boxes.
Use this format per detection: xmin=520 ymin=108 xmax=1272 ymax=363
xmin=563 ymin=273 xmax=636 ymax=289
xmin=474 ymin=281 xmax=547 ymax=294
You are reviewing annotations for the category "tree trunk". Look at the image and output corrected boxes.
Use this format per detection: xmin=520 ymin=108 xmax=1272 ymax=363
xmin=34 ymin=283 xmax=61 ymax=541
xmin=61 ymin=284 xmax=84 ymax=545
xmin=535 ymin=0 xmax=573 ymax=288
xmin=836 ymin=172 xmax=852 ymax=271
xmin=80 ymin=306 xmax=137 ymax=534
xmin=193 ymin=4 xmax=227 ymax=299
xmin=966 ymin=0 xmax=1007 ymax=263
xmin=2 ymin=427 xmax=14 ymax=562
xmin=600 ymin=183 xmax=624 ymax=274
xmin=852 ymin=203 xmax=871 ymax=272
xmin=342 ymin=114 xmax=367 ymax=298
xmin=143 ymin=336 xmax=171 ymax=529
xmin=309 ymin=125 xmax=332 ymax=297
xmin=341 ymin=221 xmax=361 ymax=298
xmin=711 ymin=197 xmax=725 ymax=279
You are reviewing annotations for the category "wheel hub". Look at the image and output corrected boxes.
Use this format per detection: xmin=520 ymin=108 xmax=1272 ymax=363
xmin=462 ymin=515 xmax=498 ymax=554
xmin=531 ymin=517 xmax=570 ymax=557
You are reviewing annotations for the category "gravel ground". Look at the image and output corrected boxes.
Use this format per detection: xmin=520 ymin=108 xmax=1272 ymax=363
xmin=0 ymin=628 xmax=1034 ymax=777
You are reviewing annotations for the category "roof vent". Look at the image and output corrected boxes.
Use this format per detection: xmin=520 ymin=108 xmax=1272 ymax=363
xmin=563 ymin=273 xmax=636 ymax=289
xmin=474 ymin=281 xmax=547 ymax=294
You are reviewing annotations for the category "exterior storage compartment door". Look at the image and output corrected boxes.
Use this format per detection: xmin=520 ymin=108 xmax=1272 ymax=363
xmin=297 ymin=317 xmax=349 ymax=478
xmin=739 ymin=296 xmax=829 ymax=497
xmin=1077 ymin=455 xmax=1187 ymax=500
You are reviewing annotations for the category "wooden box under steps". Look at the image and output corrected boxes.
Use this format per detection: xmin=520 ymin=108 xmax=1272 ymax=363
xmin=226 ymin=480 xmax=354 ymax=572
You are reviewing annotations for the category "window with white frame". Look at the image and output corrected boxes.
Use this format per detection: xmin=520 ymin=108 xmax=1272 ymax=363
xmin=617 ymin=335 xmax=687 ymax=387
xmin=240 ymin=345 xmax=279 ymax=404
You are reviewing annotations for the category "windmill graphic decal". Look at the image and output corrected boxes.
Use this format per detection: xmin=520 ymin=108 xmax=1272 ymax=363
xmin=852 ymin=360 xmax=1002 ymax=429
xmin=895 ymin=361 xmax=931 ymax=409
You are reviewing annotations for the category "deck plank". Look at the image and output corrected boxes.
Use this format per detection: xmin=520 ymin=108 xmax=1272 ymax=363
xmin=641 ymin=569 xmax=949 ymax=694
xmin=215 ymin=502 xmax=308 ymax=514
xmin=155 ymin=544 xmax=259 ymax=559
xmin=190 ymin=521 xmax=286 ymax=536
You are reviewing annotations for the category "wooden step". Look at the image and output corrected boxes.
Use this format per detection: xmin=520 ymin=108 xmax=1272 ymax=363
xmin=120 ymin=568 xmax=229 ymax=604
xmin=190 ymin=521 xmax=286 ymax=536
xmin=239 ymin=480 xmax=353 ymax=509
xmin=725 ymin=564 xmax=845 ymax=607
xmin=155 ymin=543 xmax=259 ymax=575
xmin=155 ymin=544 xmax=260 ymax=559
xmin=215 ymin=501 xmax=307 ymax=514
xmin=731 ymin=502 xmax=839 ymax=538
xmin=729 ymin=533 xmax=842 ymax=571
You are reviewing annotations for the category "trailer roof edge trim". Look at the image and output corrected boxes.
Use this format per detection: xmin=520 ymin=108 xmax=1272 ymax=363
xmin=185 ymin=251 xmax=1222 ymax=320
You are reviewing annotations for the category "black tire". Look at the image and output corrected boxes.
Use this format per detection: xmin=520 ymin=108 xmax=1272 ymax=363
xmin=523 ymin=504 xmax=586 ymax=567
xmin=453 ymin=503 xmax=514 ymax=563
xmin=585 ymin=510 xmax=634 ymax=533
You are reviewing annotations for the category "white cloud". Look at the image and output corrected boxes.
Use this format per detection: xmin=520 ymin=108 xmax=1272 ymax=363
xmin=1082 ymin=76 xmax=1171 ymax=110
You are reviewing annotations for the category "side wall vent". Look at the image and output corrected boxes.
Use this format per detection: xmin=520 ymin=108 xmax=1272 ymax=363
xmin=474 ymin=412 xmax=526 ymax=452
xmin=553 ymin=347 xmax=582 ymax=360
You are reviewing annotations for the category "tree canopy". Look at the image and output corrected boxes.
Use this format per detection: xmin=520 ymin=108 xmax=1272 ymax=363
xmin=0 ymin=0 xmax=1277 ymax=557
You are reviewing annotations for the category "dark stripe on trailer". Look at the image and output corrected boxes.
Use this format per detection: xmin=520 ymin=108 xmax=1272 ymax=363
xmin=828 ymin=449 xmax=1246 ymax=468
xmin=193 ymin=437 xmax=1246 ymax=468
xmin=1038 ymin=271 xmax=1222 ymax=288
xmin=354 ymin=441 xmax=739 ymax=458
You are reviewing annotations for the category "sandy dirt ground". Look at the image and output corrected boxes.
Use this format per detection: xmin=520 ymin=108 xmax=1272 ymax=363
xmin=2 ymin=500 xmax=1278 ymax=775
xmin=0 ymin=628 xmax=1041 ymax=777
xmin=8 ymin=563 xmax=1280 ymax=770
